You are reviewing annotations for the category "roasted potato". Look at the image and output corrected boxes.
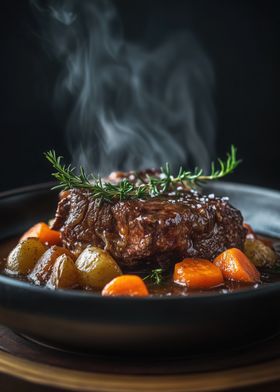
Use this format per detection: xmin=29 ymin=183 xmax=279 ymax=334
xmin=75 ymin=246 xmax=122 ymax=289
xmin=29 ymin=246 xmax=74 ymax=285
xmin=47 ymin=254 xmax=79 ymax=289
xmin=244 ymin=239 xmax=278 ymax=268
xmin=5 ymin=238 xmax=47 ymax=275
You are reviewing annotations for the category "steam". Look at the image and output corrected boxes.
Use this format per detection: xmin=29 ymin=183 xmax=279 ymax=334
xmin=32 ymin=0 xmax=215 ymax=175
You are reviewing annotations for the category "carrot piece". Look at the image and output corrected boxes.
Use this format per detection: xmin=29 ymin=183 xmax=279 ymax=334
xmin=173 ymin=258 xmax=224 ymax=289
xmin=213 ymin=248 xmax=261 ymax=283
xmin=102 ymin=275 xmax=149 ymax=297
xmin=20 ymin=222 xmax=61 ymax=246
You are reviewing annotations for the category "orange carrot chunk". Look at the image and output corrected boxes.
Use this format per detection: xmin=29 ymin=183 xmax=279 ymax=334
xmin=102 ymin=275 xmax=149 ymax=297
xmin=173 ymin=258 xmax=224 ymax=289
xmin=213 ymin=248 xmax=261 ymax=284
xmin=20 ymin=222 xmax=61 ymax=246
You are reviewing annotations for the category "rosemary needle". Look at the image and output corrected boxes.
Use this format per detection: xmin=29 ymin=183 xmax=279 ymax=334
xmin=143 ymin=269 xmax=164 ymax=285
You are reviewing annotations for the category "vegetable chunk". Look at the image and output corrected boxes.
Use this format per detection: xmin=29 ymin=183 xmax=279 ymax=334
xmin=173 ymin=258 xmax=224 ymax=289
xmin=21 ymin=222 xmax=61 ymax=246
xmin=47 ymin=254 xmax=79 ymax=289
xmin=6 ymin=238 xmax=47 ymax=275
xmin=75 ymin=246 xmax=122 ymax=289
xmin=102 ymin=275 xmax=149 ymax=297
xmin=214 ymin=248 xmax=261 ymax=283
xmin=244 ymin=239 xmax=278 ymax=268
xmin=29 ymin=246 xmax=74 ymax=285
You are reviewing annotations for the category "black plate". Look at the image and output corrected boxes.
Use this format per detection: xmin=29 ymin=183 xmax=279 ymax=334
xmin=0 ymin=181 xmax=280 ymax=354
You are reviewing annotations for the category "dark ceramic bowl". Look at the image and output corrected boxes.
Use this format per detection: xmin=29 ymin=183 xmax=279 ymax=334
xmin=0 ymin=182 xmax=280 ymax=354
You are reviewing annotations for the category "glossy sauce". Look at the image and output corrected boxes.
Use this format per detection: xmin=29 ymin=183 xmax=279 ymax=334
xmin=0 ymin=236 xmax=280 ymax=296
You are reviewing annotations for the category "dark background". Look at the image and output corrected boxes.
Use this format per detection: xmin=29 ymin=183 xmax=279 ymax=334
xmin=0 ymin=0 xmax=279 ymax=192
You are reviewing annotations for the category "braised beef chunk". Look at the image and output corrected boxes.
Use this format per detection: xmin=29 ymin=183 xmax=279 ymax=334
xmin=51 ymin=186 xmax=246 ymax=270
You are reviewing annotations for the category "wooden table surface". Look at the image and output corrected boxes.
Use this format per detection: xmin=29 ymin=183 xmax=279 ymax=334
xmin=1 ymin=371 xmax=280 ymax=392
xmin=0 ymin=325 xmax=279 ymax=392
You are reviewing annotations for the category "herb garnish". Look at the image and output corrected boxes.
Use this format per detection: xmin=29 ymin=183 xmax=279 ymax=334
xmin=45 ymin=150 xmax=149 ymax=202
xmin=45 ymin=145 xmax=241 ymax=202
xmin=143 ymin=268 xmax=164 ymax=285
xmin=147 ymin=145 xmax=241 ymax=196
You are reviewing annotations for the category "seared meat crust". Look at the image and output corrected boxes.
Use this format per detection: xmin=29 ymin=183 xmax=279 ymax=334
xmin=51 ymin=187 xmax=246 ymax=270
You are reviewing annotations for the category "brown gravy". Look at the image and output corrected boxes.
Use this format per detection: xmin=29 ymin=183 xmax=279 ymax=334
xmin=1 ymin=236 xmax=280 ymax=296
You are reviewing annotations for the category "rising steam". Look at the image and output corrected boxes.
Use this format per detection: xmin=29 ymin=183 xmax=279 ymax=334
xmin=32 ymin=0 xmax=215 ymax=175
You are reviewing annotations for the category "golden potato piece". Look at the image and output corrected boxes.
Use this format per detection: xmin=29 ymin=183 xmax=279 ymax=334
xmin=29 ymin=246 xmax=74 ymax=285
xmin=47 ymin=254 xmax=79 ymax=289
xmin=75 ymin=246 xmax=122 ymax=289
xmin=6 ymin=238 xmax=47 ymax=276
xmin=244 ymin=239 xmax=278 ymax=268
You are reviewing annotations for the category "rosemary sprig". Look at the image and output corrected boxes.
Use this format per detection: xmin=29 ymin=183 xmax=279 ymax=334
xmin=198 ymin=144 xmax=241 ymax=183
xmin=45 ymin=145 xmax=241 ymax=202
xmin=146 ymin=145 xmax=241 ymax=195
xmin=143 ymin=268 xmax=163 ymax=285
xmin=45 ymin=150 xmax=150 ymax=202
